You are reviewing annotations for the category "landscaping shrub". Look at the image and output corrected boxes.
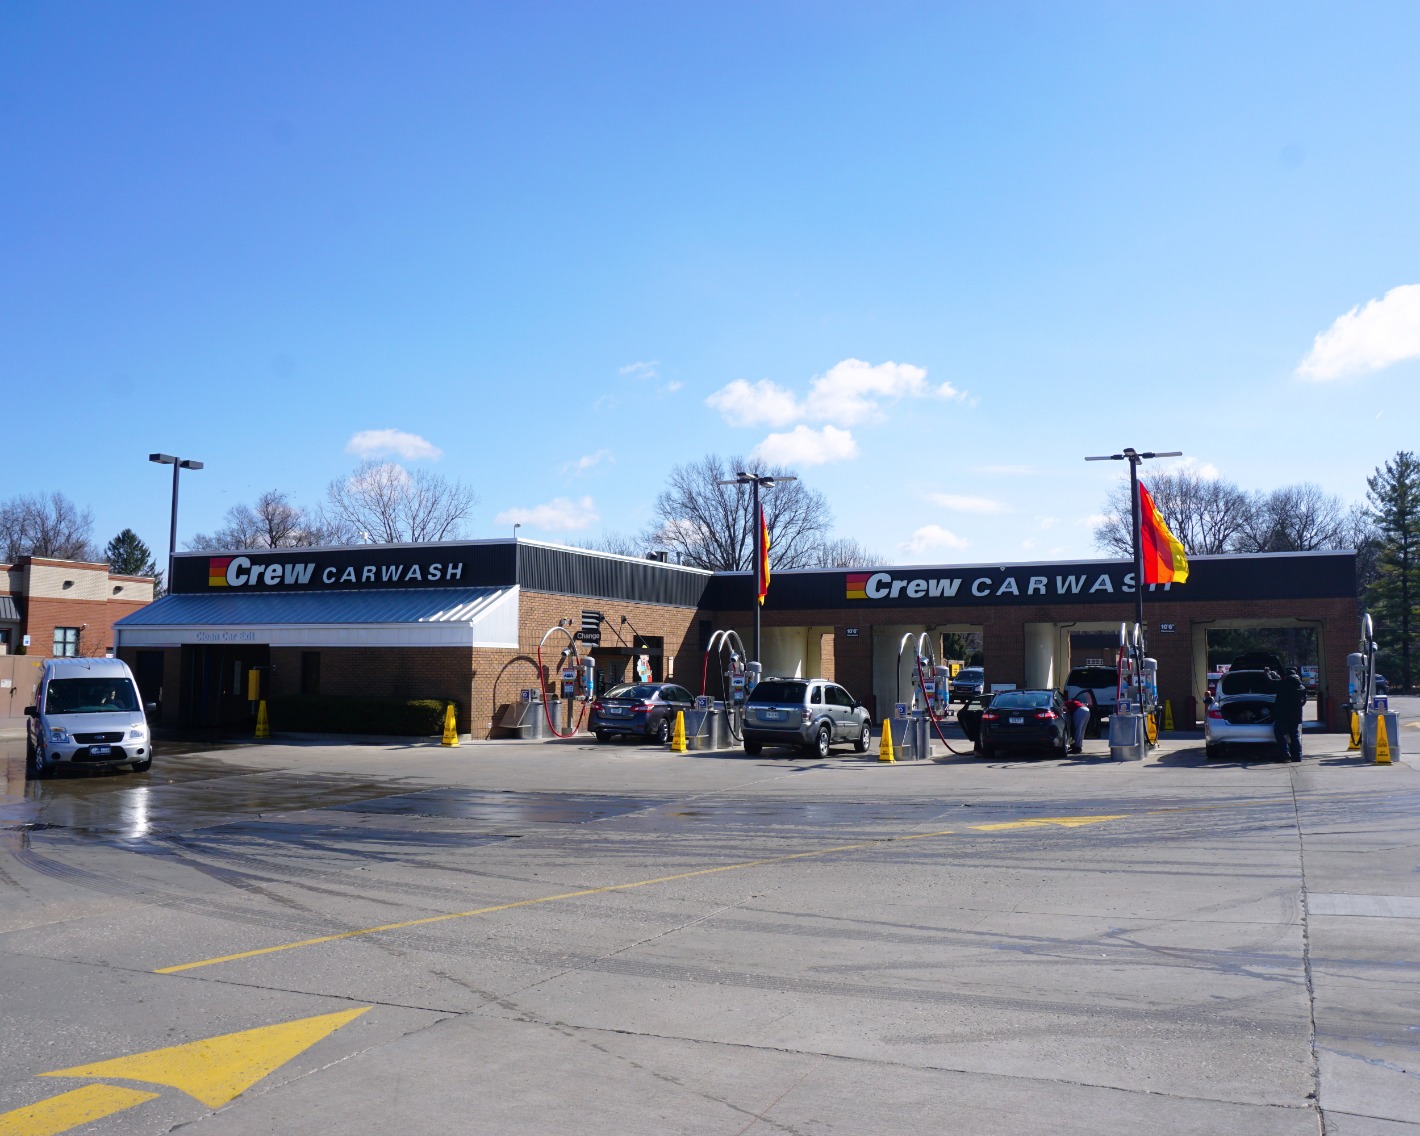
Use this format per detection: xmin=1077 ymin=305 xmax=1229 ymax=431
xmin=267 ymin=695 xmax=456 ymax=737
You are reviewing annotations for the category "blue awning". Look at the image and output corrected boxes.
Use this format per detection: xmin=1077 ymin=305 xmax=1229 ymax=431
xmin=114 ymin=587 xmax=518 ymax=648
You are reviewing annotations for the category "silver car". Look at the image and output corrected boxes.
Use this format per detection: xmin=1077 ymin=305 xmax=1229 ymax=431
xmin=1204 ymin=670 xmax=1279 ymax=758
xmin=743 ymin=678 xmax=872 ymax=758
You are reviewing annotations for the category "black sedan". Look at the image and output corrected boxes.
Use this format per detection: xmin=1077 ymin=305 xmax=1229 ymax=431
xmin=975 ymin=690 xmax=1070 ymax=758
xmin=590 ymin=682 xmax=696 ymax=744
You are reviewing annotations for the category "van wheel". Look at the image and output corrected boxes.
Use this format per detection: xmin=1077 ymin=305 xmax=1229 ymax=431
xmin=130 ymin=752 xmax=153 ymax=772
xmin=854 ymin=723 xmax=871 ymax=753
xmin=29 ymin=745 xmax=52 ymax=780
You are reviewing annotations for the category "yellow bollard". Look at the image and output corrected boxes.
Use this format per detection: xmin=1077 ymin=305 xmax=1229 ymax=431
xmin=1162 ymin=700 xmax=1174 ymax=732
xmin=1348 ymin=711 xmax=1362 ymax=751
xmin=878 ymin=720 xmax=895 ymax=763
xmin=441 ymin=703 xmax=459 ymax=747
xmin=1374 ymin=713 xmax=1392 ymax=765
xmin=671 ymin=710 xmax=687 ymax=753
xmin=254 ymin=700 xmax=270 ymax=740
xmin=1146 ymin=713 xmax=1159 ymax=746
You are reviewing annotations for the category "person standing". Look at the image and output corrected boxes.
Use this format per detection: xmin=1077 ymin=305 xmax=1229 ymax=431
xmin=1065 ymin=688 xmax=1094 ymax=755
xmin=1270 ymin=666 xmax=1307 ymax=762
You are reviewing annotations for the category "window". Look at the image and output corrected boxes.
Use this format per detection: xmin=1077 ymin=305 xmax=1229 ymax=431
xmin=53 ymin=627 xmax=80 ymax=657
xmin=810 ymin=685 xmax=822 ymax=704
xmin=827 ymin=686 xmax=853 ymax=707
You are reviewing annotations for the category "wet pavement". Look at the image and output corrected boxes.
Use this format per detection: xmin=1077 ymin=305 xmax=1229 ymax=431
xmin=1 ymin=702 xmax=1418 ymax=1134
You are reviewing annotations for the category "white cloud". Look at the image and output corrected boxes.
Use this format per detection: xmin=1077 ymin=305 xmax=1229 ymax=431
xmin=750 ymin=425 xmax=858 ymax=467
xmin=619 ymin=360 xmax=660 ymax=380
xmin=1161 ymin=456 xmax=1220 ymax=480
xmin=562 ymin=449 xmax=614 ymax=476
xmin=926 ymin=492 xmax=1004 ymax=513
xmin=1037 ymin=516 xmax=1060 ymax=530
xmin=1297 ymin=284 xmax=1420 ymax=380
xmin=665 ymin=380 xmax=683 ymax=393
xmin=1084 ymin=513 xmax=1109 ymax=529
xmin=494 ymin=496 xmax=600 ymax=532
xmin=898 ymin=524 xmax=969 ymax=558
xmin=345 ymin=429 xmax=442 ymax=461
xmin=705 ymin=378 xmax=802 ymax=426
xmin=705 ymin=358 xmax=970 ymax=432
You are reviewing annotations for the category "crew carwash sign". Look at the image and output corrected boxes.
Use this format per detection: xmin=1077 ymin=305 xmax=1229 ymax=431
xmin=169 ymin=542 xmax=517 ymax=594
xmin=846 ymin=566 xmax=1161 ymax=603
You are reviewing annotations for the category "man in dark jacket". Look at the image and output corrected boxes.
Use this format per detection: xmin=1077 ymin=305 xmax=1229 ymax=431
xmin=1270 ymin=667 xmax=1307 ymax=762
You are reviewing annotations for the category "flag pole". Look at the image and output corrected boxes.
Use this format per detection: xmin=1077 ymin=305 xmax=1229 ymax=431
xmin=1129 ymin=452 xmax=1145 ymax=662
xmin=752 ymin=477 xmax=761 ymax=666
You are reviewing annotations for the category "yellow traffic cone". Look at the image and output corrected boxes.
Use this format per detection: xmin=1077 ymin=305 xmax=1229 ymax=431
xmin=671 ymin=710 xmax=687 ymax=753
xmin=254 ymin=700 xmax=270 ymax=740
xmin=1348 ymin=711 xmax=1362 ymax=751
xmin=1374 ymin=714 xmax=1392 ymax=765
xmin=441 ymin=703 xmax=459 ymax=747
xmin=878 ymin=720 xmax=895 ymax=763
xmin=1163 ymin=700 xmax=1174 ymax=731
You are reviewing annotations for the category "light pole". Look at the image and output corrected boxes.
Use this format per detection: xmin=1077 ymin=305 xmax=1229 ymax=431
xmin=716 ymin=470 xmax=796 ymax=665
xmin=1084 ymin=448 xmax=1182 ymax=652
xmin=149 ymin=454 xmax=204 ymax=590
xmin=513 ymin=522 xmax=521 ymax=541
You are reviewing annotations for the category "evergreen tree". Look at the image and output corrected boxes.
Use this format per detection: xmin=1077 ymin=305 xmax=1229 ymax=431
xmin=104 ymin=529 xmax=163 ymax=593
xmin=1366 ymin=451 xmax=1420 ymax=692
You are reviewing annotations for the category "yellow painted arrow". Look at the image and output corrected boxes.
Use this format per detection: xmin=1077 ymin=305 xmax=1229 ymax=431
xmin=0 ymin=1084 xmax=158 ymax=1136
xmin=38 ymin=1007 xmax=369 ymax=1109
xmin=971 ymin=814 xmax=1126 ymax=831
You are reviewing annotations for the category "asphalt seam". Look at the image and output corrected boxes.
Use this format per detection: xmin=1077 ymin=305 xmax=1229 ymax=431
xmin=1289 ymin=767 xmax=1326 ymax=1136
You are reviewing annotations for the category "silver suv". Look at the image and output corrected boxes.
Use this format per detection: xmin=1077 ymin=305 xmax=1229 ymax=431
xmin=743 ymin=678 xmax=872 ymax=758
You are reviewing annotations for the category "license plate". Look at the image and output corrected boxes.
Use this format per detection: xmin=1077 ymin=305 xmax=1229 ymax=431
xmin=89 ymin=744 xmax=112 ymax=756
xmin=605 ymin=707 xmax=626 ymax=716
xmin=762 ymin=710 xmax=784 ymax=720
xmin=1009 ymin=716 xmax=1024 ymax=725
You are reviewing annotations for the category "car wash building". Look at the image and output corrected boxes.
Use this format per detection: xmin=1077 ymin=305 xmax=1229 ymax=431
xmin=115 ymin=542 xmax=1358 ymax=735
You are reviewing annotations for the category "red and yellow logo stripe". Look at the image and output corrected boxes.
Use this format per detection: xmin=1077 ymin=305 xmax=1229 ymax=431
xmin=208 ymin=557 xmax=231 ymax=587
xmin=846 ymin=572 xmax=871 ymax=600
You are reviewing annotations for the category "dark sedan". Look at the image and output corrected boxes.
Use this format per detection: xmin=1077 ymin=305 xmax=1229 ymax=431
xmin=976 ymin=690 xmax=1070 ymax=758
xmin=590 ymin=683 xmax=695 ymax=743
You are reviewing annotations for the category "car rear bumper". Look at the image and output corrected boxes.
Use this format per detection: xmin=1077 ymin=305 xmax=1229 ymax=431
xmin=743 ymin=726 xmax=814 ymax=745
xmin=980 ymin=725 xmax=1061 ymax=749
xmin=590 ymin=715 xmax=652 ymax=736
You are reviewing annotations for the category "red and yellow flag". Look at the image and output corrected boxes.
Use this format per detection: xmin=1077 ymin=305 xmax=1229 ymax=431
xmin=757 ymin=506 xmax=770 ymax=606
xmin=1138 ymin=481 xmax=1189 ymax=585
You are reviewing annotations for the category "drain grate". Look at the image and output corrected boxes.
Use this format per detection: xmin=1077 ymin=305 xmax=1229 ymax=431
xmin=2 ymin=822 xmax=64 ymax=832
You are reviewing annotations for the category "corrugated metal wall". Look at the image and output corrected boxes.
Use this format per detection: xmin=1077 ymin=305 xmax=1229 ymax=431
xmin=517 ymin=545 xmax=710 ymax=608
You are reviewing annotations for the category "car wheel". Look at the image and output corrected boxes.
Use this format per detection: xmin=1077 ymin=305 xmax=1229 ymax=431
xmin=1055 ymin=730 xmax=1070 ymax=758
xmin=853 ymin=722 xmax=871 ymax=753
xmin=743 ymin=741 xmax=762 ymax=756
xmin=1205 ymin=742 xmax=1223 ymax=760
xmin=29 ymin=745 xmax=52 ymax=780
xmin=654 ymin=717 xmax=671 ymax=745
xmin=805 ymin=725 xmax=831 ymax=759
xmin=595 ymin=731 xmax=610 ymax=743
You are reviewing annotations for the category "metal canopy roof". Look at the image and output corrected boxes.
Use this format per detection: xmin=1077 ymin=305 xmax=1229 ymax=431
xmin=116 ymin=587 xmax=510 ymax=626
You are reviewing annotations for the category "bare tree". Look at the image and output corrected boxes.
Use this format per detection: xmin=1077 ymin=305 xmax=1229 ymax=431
xmin=0 ymin=492 xmax=97 ymax=562
xmin=1230 ymin=483 xmax=1348 ymax=553
xmin=577 ymin=531 xmax=652 ymax=558
xmin=646 ymin=455 xmax=833 ymax=571
xmin=814 ymin=537 xmax=886 ymax=567
xmin=1093 ymin=472 xmax=1254 ymax=557
xmin=190 ymin=491 xmax=354 ymax=550
xmin=325 ymin=462 xmax=478 ymax=544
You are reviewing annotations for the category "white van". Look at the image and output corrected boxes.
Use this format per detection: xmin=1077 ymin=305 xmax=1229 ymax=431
xmin=26 ymin=657 xmax=154 ymax=778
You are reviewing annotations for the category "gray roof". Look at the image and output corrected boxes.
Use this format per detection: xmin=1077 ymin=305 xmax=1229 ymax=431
xmin=0 ymin=595 xmax=19 ymax=621
xmin=114 ymin=587 xmax=511 ymax=627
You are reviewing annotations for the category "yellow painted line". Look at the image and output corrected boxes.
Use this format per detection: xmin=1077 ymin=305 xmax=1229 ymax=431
xmin=156 ymin=831 xmax=961 ymax=974
xmin=971 ymin=814 xmax=1127 ymax=831
xmin=0 ymin=1084 xmax=158 ymax=1136
xmin=43 ymin=1007 xmax=369 ymax=1108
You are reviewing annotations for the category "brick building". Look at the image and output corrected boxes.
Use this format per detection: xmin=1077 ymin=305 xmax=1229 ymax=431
xmin=0 ymin=556 xmax=155 ymax=659
xmin=114 ymin=541 xmax=1357 ymax=736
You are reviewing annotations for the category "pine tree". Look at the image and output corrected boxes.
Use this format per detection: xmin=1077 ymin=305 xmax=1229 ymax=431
xmin=1366 ymin=451 xmax=1420 ymax=692
xmin=104 ymin=528 xmax=162 ymax=592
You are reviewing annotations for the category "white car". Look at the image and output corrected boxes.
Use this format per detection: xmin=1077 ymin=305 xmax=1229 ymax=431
xmin=1204 ymin=670 xmax=1278 ymax=759
xmin=26 ymin=657 xmax=154 ymax=778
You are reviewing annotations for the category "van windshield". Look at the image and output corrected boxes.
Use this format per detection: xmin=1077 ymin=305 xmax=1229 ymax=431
xmin=749 ymin=681 xmax=807 ymax=704
xmin=45 ymin=678 xmax=140 ymax=714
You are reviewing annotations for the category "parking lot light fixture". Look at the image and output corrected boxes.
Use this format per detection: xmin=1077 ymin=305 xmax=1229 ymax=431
xmin=716 ymin=471 xmax=797 ymax=666
xmin=149 ymin=453 xmax=204 ymax=591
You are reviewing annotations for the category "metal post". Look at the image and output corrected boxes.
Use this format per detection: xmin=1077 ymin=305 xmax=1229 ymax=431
xmin=752 ymin=477 xmax=761 ymax=666
xmin=169 ymin=459 xmax=181 ymax=590
xmin=1129 ymin=453 xmax=1144 ymax=655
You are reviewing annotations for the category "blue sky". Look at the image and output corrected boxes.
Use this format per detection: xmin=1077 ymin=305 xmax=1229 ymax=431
xmin=3 ymin=1 xmax=1418 ymax=567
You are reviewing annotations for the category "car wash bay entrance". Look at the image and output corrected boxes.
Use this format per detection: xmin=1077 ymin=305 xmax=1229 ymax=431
xmin=180 ymin=643 xmax=271 ymax=729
